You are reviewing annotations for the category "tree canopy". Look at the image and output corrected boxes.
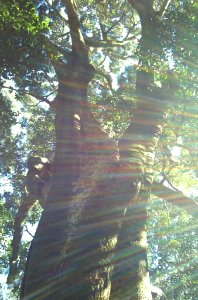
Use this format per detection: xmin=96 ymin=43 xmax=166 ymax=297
xmin=0 ymin=1 xmax=198 ymax=299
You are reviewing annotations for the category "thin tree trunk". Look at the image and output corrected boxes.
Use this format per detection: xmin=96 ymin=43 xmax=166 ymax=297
xmin=7 ymin=195 xmax=36 ymax=284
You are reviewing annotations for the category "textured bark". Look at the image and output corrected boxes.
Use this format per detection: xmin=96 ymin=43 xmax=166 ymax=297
xmin=21 ymin=1 xmax=169 ymax=300
xmin=20 ymin=69 xmax=123 ymax=298
xmin=110 ymin=2 xmax=168 ymax=299
xmin=21 ymin=3 xmax=121 ymax=295
xmin=21 ymin=0 xmax=116 ymax=298
xmin=111 ymin=88 xmax=167 ymax=300
xmin=7 ymin=195 xmax=36 ymax=284
xmin=110 ymin=191 xmax=150 ymax=300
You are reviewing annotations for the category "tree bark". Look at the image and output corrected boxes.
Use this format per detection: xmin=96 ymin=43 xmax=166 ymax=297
xmin=7 ymin=195 xmax=36 ymax=284
xmin=21 ymin=1 xmax=119 ymax=299
xmin=110 ymin=2 xmax=168 ymax=299
xmin=21 ymin=1 xmax=169 ymax=300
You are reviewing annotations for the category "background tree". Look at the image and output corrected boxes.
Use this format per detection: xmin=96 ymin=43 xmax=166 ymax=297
xmin=0 ymin=0 xmax=197 ymax=299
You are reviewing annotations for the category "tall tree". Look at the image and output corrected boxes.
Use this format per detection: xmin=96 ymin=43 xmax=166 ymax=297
xmin=1 ymin=0 xmax=197 ymax=299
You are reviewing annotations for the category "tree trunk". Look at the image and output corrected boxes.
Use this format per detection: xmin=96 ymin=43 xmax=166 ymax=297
xmin=110 ymin=2 xmax=168 ymax=299
xmin=21 ymin=69 xmax=167 ymax=300
xmin=20 ymin=52 xmax=122 ymax=299
xmin=21 ymin=1 xmax=168 ymax=300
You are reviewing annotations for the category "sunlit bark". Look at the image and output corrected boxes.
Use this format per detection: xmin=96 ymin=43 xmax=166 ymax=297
xmin=22 ymin=1 xmax=169 ymax=300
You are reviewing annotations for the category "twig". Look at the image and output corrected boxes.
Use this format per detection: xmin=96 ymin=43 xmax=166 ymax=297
xmin=105 ymin=0 xmax=127 ymax=35
xmin=24 ymin=225 xmax=34 ymax=238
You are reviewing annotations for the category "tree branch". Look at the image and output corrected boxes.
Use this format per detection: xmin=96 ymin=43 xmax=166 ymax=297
xmin=162 ymin=173 xmax=181 ymax=192
xmin=128 ymin=0 xmax=155 ymax=18
xmin=121 ymin=24 xmax=139 ymax=42
xmin=105 ymin=0 xmax=127 ymax=35
xmin=1 ymin=85 xmax=53 ymax=107
xmin=157 ymin=0 xmax=172 ymax=17
xmin=94 ymin=68 xmax=113 ymax=91
xmin=39 ymin=32 xmax=71 ymax=61
xmin=63 ymin=0 xmax=86 ymax=55
xmin=151 ymin=181 xmax=198 ymax=220
xmin=46 ymin=0 xmax=69 ymax=25
xmin=85 ymin=37 xmax=127 ymax=48
xmin=24 ymin=225 xmax=34 ymax=238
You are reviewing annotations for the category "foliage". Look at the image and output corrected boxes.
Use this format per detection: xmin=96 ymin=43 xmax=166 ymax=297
xmin=0 ymin=92 xmax=54 ymax=297
xmin=0 ymin=0 xmax=197 ymax=299
xmin=0 ymin=0 xmax=50 ymax=73
xmin=148 ymin=198 xmax=198 ymax=300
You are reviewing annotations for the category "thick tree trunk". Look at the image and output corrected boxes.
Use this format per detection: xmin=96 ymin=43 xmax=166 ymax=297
xmin=110 ymin=2 xmax=168 ymax=299
xmin=21 ymin=56 xmax=122 ymax=299
xmin=20 ymin=0 xmax=121 ymax=298
xmin=21 ymin=70 xmax=167 ymax=300
xmin=110 ymin=85 xmax=167 ymax=300
xmin=21 ymin=1 xmax=168 ymax=300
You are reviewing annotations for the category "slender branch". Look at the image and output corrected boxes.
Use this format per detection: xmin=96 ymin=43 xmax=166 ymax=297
xmin=162 ymin=172 xmax=181 ymax=192
xmin=107 ymin=51 xmax=134 ymax=61
xmin=24 ymin=225 xmax=34 ymax=238
xmin=1 ymin=85 xmax=53 ymax=106
xmin=51 ymin=35 xmax=130 ymax=49
xmin=92 ymin=79 xmax=109 ymax=91
xmin=84 ymin=37 xmax=127 ymax=48
xmin=99 ymin=22 xmax=108 ymax=41
xmin=98 ymin=55 xmax=107 ymax=67
xmin=40 ymin=32 xmax=71 ymax=60
xmin=46 ymin=0 xmax=69 ymax=24
xmin=121 ymin=24 xmax=138 ymax=42
xmin=105 ymin=0 xmax=127 ymax=35
xmin=152 ymin=181 xmax=198 ymax=219
xmin=94 ymin=68 xmax=113 ymax=91
xmin=54 ymin=32 xmax=70 ymax=39
xmin=157 ymin=0 xmax=172 ymax=17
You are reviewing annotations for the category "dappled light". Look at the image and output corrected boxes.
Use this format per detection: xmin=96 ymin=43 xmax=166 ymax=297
xmin=0 ymin=1 xmax=197 ymax=300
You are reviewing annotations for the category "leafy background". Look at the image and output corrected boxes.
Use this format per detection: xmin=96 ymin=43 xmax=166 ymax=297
xmin=0 ymin=0 xmax=198 ymax=299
